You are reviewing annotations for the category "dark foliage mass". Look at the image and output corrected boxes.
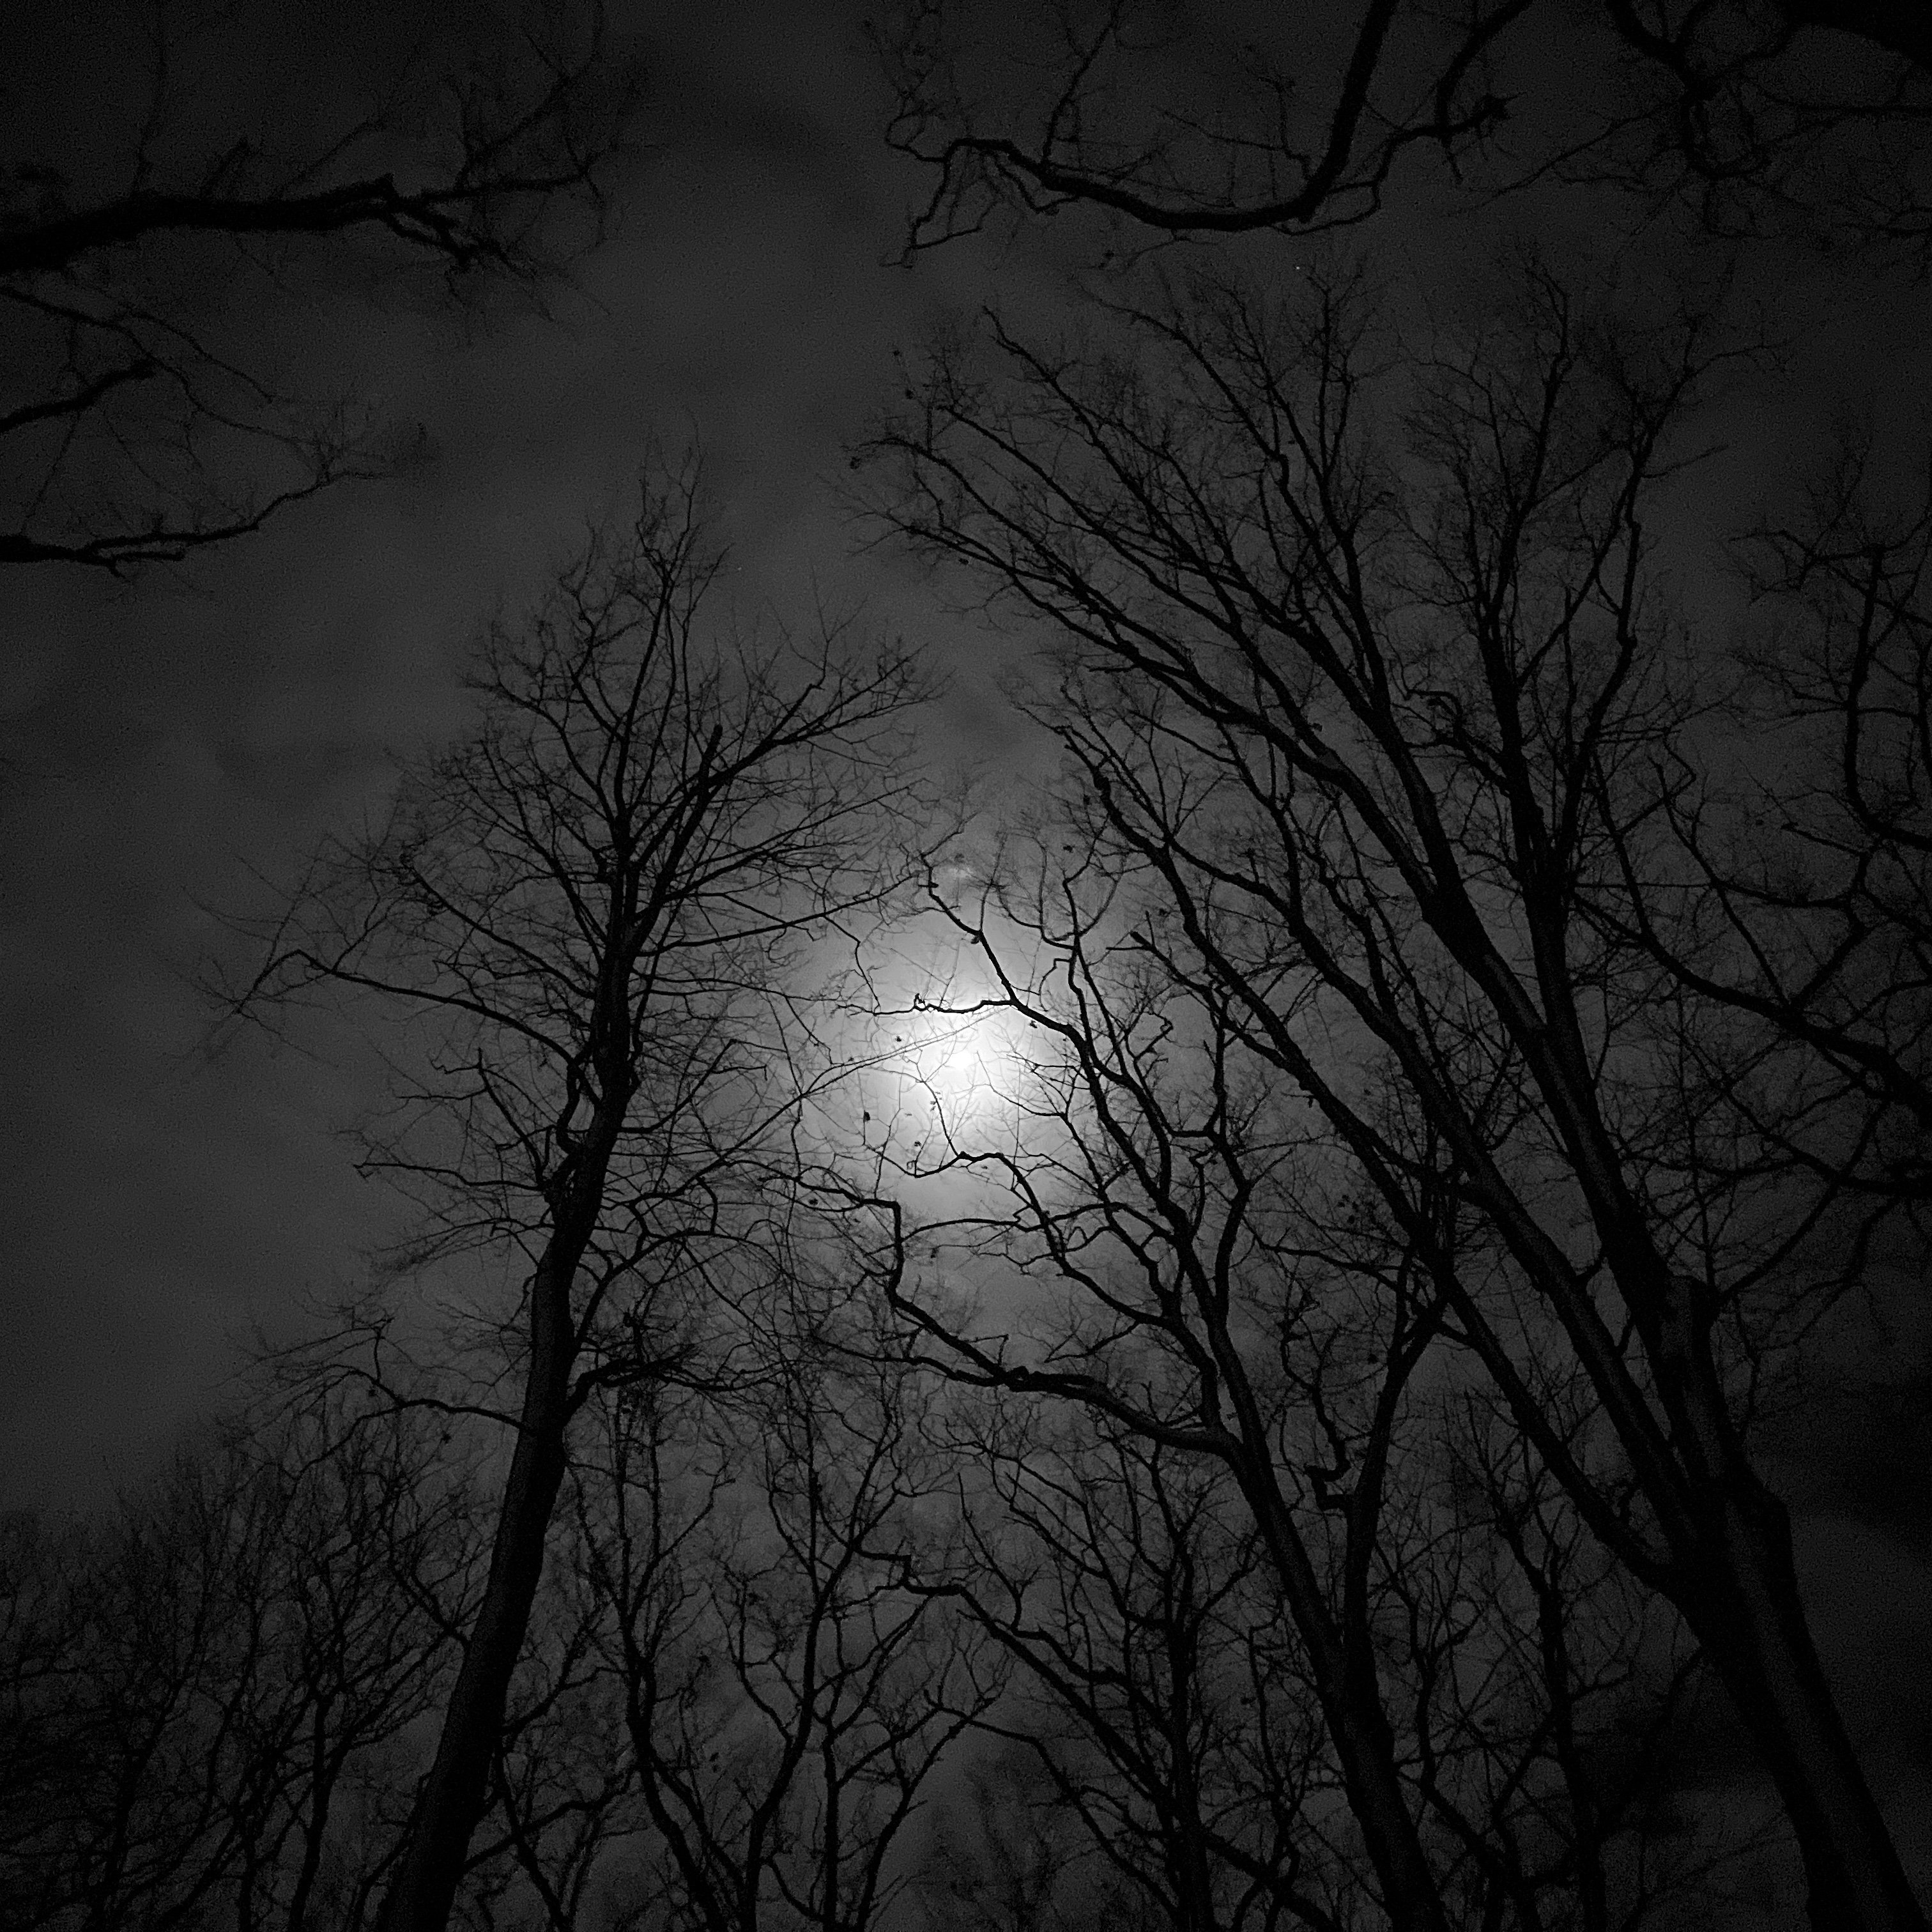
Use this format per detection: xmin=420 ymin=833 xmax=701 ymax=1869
xmin=3 ymin=5 xmax=1929 ymax=1932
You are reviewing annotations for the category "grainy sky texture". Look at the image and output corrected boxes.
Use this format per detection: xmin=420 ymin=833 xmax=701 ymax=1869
xmin=3 ymin=2 xmax=1932 ymax=1896
xmin=0 ymin=0 xmax=1036 ymax=1508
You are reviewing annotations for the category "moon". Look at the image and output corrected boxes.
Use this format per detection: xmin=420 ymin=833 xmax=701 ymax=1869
xmin=892 ymin=1006 xmax=1031 ymax=1143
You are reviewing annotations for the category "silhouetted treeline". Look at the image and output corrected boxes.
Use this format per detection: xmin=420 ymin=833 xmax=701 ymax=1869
xmin=0 ymin=1318 xmax=1729 ymax=1932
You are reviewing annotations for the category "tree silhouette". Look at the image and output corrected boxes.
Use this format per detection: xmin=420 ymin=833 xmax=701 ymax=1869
xmin=0 ymin=1395 xmax=480 ymax=1932
xmin=1 ymin=0 xmax=638 ymax=570
xmin=233 ymin=464 xmax=930 ymax=1932
xmin=569 ymin=1311 xmax=1000 ymax=1932
xmin=862 ymin=263 xmax=1926 ymax=1930
xmin=1593 ymin=452 xmax=1932 ymax=1223
xmin=880 ymin=0 xmax=1932 ymax=265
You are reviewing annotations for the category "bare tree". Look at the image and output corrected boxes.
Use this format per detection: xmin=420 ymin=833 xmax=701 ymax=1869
xmin=866 ymin=901 xmax=1464 ymax=1932
xmin=1 ymin=0 xmax=638 ymax=571
xmin=0 ymin=1510 xmax=82 ymax=1931
xmin=878 ymin=0 xmax=1931 ymax=266
xmin=0 ymin=1395 xmax=479 ymax=1932
xmin=1415 ymin=1379 xmax=1738 ymax=1932
xmin=863 ymin=907 xmax=1723 ymax=1932
xmin=468 ymin=1528 xmax=634 ymax=1932
xmin=914 ymin=1741 xmax=1172 ymax=1932
xmin=925 ymin=1400 xmax=1356 ymax=1932
xmin=571 ymin=1303 xmax=1000 ymax=1932
xmin=924 ymin=1379 xmax=1717 ymax=1932
xmin=1591 ymin=450 xmax=1932 ymax=1223
xmin=233 ymin=466 xmax=930 ymax=1932
xmin=861 ymin=263 xmax=1927 ymax=1929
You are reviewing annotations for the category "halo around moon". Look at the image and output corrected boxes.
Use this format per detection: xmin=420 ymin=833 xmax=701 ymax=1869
xmin=880 ymin=1004 xmax=1033 ymax=1151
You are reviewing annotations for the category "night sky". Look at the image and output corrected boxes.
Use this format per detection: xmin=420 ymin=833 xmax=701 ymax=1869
xmin=4 ymin=0 xmax=1932 ymax=1897
xmin=0 ymin=0 xmax=1036 ymax=1510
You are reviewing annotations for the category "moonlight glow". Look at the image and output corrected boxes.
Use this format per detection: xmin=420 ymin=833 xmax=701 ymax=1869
xmin=882 ymin=1004 xmax=1033 ymax=1147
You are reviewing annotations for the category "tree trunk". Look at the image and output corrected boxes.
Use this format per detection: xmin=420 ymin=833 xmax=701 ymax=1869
xmin=1518 ymin=983 xmax=1926 ymax=1932
xmin=1672 ymin=1376 xmax=1926 ymax=1932
xmin=376 ymin=1254 xmax=577 ymax=1932
xmin=1237 ymin=1469 xmax=1450 ymax=1932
